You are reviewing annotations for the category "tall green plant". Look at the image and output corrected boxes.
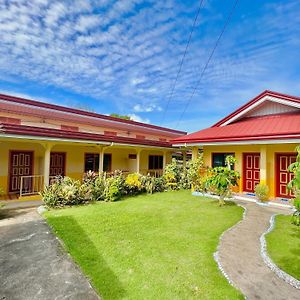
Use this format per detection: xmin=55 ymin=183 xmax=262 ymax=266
xmin=205 ymin=156 xmax=240 ymax=206
xmin=287 ymin=145 xmax=300 ymax=226
xmin=187 ymin=155 xmax=204 ymax=190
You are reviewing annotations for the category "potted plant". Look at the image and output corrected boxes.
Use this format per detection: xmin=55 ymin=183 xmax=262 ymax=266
xmin=254 ymin=183 xmax=269 ymax=204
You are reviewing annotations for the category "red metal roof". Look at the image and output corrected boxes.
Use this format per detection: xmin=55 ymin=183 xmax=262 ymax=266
xmin=0 ymin=123 xmax=173 ymax=148
xmin=172 ymin=112 xmax=300 ymax=144
xmin=0 ymin=93 xmax=186 ymax=136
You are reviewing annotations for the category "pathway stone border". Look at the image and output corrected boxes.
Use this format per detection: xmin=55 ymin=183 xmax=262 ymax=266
xmin=260 ymin=214 xmax=300 ymax=290
xmin=213 ymin=204 xmax=247 ymax=291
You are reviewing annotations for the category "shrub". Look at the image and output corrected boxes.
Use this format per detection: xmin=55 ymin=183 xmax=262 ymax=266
xmin=103 ymin=172 xmax=125 ymax=202
xmin=125 ymin=173 xmax=142 ymax=195
xmin=291 ymin=197 xmax=300 ymax=226
xmin=164 ymin=158 xmax=182 ymax=190
xmin=41 ymin=176 xmax=89 ymax=208
xmin=187 ymin=155 xmax=204 ymax=188
xmin=82 ymin=171 xmax=106 ymax=201
xmin=254 ymin=184 xmax=269 ymax=202
xmin=287 ymin=145 xmax=300 ymax=225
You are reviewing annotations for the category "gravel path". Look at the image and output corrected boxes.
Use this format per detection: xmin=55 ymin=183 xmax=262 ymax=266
xmin=218 ymin=201 xmax=300 ymax=300
xmin=0 ymin=208 xmax=100 ymax=300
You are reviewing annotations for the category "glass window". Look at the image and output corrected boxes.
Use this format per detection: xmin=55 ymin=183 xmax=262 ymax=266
xmin=85 ymin=153 xmax=111 ymax=172
xmin=212 ymin=153 xmax=234 ymax=168
xmin=148 ymin=155 xmax=163 ymax=170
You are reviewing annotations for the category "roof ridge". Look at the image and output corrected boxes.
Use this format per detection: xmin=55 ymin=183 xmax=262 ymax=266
xmin=212 ymin=90 xmax=300 ymax=128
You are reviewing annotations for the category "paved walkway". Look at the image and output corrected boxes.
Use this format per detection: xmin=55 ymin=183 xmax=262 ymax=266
xmin=0 ymin=208 xmax=100 ymax=300
xmin=218 ymin=201 xmax=300 ymax=300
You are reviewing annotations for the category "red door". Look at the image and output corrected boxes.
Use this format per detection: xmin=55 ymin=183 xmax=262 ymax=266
xmin=276 ymin=154 xmax=296 ymax=198
xmin=9 ymin=151 xmax=33 ymax=193
xmin=243 ymin=153 xmax=260 ymax=193
xmin=50 ymin=152 xmax=66 ymax=177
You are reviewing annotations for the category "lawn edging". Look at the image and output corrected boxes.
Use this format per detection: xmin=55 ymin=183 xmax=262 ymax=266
xmin=213 ymin=203 xmax=247 ymax=292
xmin=260 ymin=214 xmax=300 ymax=290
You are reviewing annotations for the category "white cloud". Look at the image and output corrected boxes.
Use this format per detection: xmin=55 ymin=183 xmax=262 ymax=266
xmin=0 ymin=0 xmax=300 ymax=131
xmin=133 ymin=103 xmax=162 ymax=112
xmin=128 ymin=113 xmax=150 ymax=123
xmin=75 ymin=14 xmax=102 ymax=33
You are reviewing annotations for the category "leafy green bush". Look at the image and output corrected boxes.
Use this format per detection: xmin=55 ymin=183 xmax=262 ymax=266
xmin=164 ymin=158 xmax=190 ymax=190
xmin=291 ymin=198 xmax=300 ymax=226
xmin=82 ymin=171 xmax=106 ymax=201
xmin=103 ymin=172 xmax=125 ymax=202
xmin=41 ymin=176 xmax=89 ymax=208
xmin=187 ymin=155 xmax=204 ymax=188
xmin=254 ymin=184 xmax=269 ymax=202
xmin=287 ymin=145 xmax=300 ymax=225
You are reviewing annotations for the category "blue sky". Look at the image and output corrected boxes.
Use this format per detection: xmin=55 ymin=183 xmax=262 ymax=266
xmin=0 ymin=0 xmax=300 ymax=133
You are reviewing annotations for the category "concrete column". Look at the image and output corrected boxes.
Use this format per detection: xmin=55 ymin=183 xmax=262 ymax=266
xmin=192 ymin=146 xmax=199 ymax=161
xmin=182 ymin=151 xmax=187 ymax=170
xmin=99 ymin=147 xmax=104 ymax=173
xmin=260 ymin=145 xmax=267 ymax=185
xmin=163 ymin=151 xmax=167 ymax=170
xmin=43 ymin=143 xmax=53 ymax=187
xmin=136 ymin=149 xmax=141 ymax=173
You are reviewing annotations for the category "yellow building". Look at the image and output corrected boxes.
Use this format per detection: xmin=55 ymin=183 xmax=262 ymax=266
xmin=0 ymin=93 xmax=186 ymax=199
xmin=173 ymin=90 xmax=300 ymax=201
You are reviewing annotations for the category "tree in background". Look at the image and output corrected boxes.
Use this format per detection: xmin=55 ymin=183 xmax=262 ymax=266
xmin=110 ymin=113 xmax=131 ymax=120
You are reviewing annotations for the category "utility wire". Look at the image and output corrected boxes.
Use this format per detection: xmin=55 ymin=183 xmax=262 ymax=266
xmin=175 ymin=0 xmax=239 ymax=129
xmin=160 ymin=0 xmax=205 ymax=125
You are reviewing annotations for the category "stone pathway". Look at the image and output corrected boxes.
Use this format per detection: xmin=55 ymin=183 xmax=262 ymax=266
xmin=218 ymin=201 xmax=300 ymax=300
xmin=0 ymin=208 xmax=100 ymax=300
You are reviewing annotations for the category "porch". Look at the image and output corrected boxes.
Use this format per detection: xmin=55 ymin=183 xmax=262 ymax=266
xmin=0 ymin=138 xmax=187 ymax=199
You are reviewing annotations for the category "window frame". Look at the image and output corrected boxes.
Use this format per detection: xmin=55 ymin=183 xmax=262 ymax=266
xmin=211 ymin=152 xmax=235 ymax=169
xmin=84 ymin=153 xmax=112 ymax=173
xmin=148 ymin=155 xmax=163 ymax=170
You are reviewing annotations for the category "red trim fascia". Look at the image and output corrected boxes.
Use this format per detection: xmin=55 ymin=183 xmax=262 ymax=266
xmin=212 ymin=90 xmax=300 ymax=128
xmin=0 ymin=93 xmax=186 ymax=135
xmin=172 ymin=133 xmax=300 ymax=144
xmin=0 ymin=123 xmax=173 ymax=148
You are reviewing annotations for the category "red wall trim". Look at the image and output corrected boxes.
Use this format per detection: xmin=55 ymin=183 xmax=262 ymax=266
xmin=61 ymin=125 xmax=79 ymax=132
xmin=1 ymin=123 xmax=172 ymax=148
xmin=0 ymin=116 xmax=21 ymax=125
xmin=104 ymin=130 xmax=117 ymax=136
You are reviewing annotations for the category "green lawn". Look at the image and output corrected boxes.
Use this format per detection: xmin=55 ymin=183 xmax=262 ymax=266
xmin=45 ymin=190 xmax=244 ymax=299
xmin=266 ymin=215 xmax=300 ymax=280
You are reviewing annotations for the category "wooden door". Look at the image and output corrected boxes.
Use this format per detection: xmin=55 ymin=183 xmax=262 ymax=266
xmin=276 ymin=154 xmax=296 ymax=198
xmin=243 ymin=153 xmax=260 ymax=193
xmin=50 ymin=152 xmax=66 ymax=177
xmin=9 ymin=151 xmax=33 ymax=193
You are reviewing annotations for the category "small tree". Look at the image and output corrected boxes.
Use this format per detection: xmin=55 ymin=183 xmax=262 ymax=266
xmin=287 ymin=145 xmax=300 ymax=226
xmin=205 ymin=156 xmax=240 ymax=206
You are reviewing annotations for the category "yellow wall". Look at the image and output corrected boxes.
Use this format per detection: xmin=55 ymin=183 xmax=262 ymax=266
xmin=202 ymin=143 xmax=299 ymax=198
xmin=0 ymin=139 xmax=173 ymax=195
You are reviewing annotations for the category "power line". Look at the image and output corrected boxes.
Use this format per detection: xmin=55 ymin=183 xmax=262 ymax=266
xmin=175 ymin=0 xmax=239 ymax=129
xmin=160 ymin=0 xmax=205 ymax=125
